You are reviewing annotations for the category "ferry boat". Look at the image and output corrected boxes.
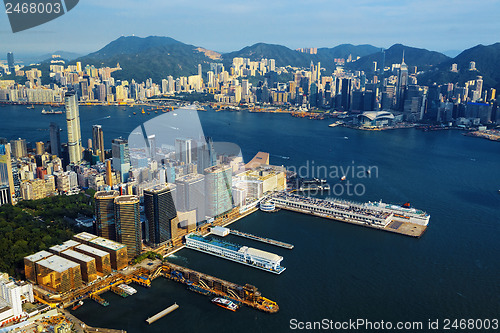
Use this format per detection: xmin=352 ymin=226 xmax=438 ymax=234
xmin=118 ymin=284 xmax=137 ymax=295
xmin=299 ymin=178 xmax=330 ymax=191
xmin=340 ymin=176 xmax=346 ymax=181
xmin=71 ymin=300 xmax=84 ymax=310
xmin=211 ymin=297 xmax=239 ymax=312
xmin=41 ymin=109 xmax=63 ymax=115
xmin=329 ymin=121 xmax=342 ymax=127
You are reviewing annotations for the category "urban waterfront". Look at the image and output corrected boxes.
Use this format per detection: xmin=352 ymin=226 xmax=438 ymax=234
xmin=1 ymin=105 xmax=500 ymax=332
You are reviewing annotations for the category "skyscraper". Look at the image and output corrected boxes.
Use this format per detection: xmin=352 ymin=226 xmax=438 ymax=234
xmin=397 ymin=51 xmax=409 ymax=111
xmin=341 ymin=78 xmax=352 ymax=111
xmin=94 ymin=190 xmax=119 ymax=241
xmin=0 ymin=144 xmax=15 ymax=204
xmin=175 ymin=138 xmax=194 ymax=165
xmin=49 ymin=122 xmax=61 ymax=157
xmin=112 ymin=138 xmax=130 ymax=183
xmin=7 ymin=52 xmax=14 ymax=74
xmin=175 ymin=173 xmax=206 ymax=223
xmin=92 ymin=125 xmax=105 ymax=162
xmin=35 ymin=142 xmax=45 ymax=156
xmin=9 ymin=139 xmax=27 ymax=158
xmin=144 ymin=184 xmax=178 ymax=247
xmin=114 ymin=195 xmax=141 ymax=258
xmin=65 ymin=91 xmax=82 ymax=164
xmin=204 ymin=165 xmax=233 ymax=218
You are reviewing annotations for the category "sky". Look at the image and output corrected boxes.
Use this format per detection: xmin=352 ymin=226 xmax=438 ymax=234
xmin=1 ymin=0 xmax=499 ymax=59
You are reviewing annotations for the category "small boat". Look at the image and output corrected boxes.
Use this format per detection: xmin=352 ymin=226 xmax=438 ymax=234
xmin=133 ymin=112 xmax=136 ymax=115
xmin=340 ymin=176 xmax=346 ymax=181
xmin=71 ymin=300 xmax=84 ymax=310
xmin=329 ymin=121 xmax=342 ymax=127
xmin=27 ymin=104 xmax=35 ymax=109
xmin=366 ymin=170 xmax=371 ymax=175
xmin=141 ymin=108 xmax=145 ymax=114
xmin=211 ymin=297 xmax=239 ymax=312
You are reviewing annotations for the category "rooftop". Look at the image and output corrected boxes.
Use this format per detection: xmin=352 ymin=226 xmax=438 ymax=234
xmin=73 ymin=232 xmax=98 ymax=242
xmin=144 ymin=183 xmax=176 ymax=194
xmin=36 ymin=255 xmax=79 ymax=273
xmin=61 ymin=249 xmax=94 ymax=263
xmin=25 ymin=250 xmax=53 ymax=263
xmin=246 ymin=247 xmax=282 ymax=262
xmin=49 ymin=240 xmax=80 ymax=253
xmin=114 ymin=195 xmax=140 ymax=205
xmin=75 ymin=244 xmax=109 ymax=258
xmin=90 ymin=237 xmax=126 ymax=251
xmin=187 ymin=234 xmax=241 ymax=252
xmin=94 ymin=190 xmax=119 ymax=199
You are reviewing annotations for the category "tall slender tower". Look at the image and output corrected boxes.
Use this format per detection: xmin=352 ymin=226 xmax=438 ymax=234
xmin=92 ymin=125 xmax=105 ymax=162
xmin=0 ymin=144 xmax=15 ymax=204
xmin=65 ymin=91 xmax=82 ymax=164
xmin=204 ymin=165 xmax=233 ymax=218
xmin=114 ymin=195 xmax=141 ymax=258
xmin=397 ymin=50 xmax=408 ymax=110
xmin=94 ymin=190 xmax=119 ymax=240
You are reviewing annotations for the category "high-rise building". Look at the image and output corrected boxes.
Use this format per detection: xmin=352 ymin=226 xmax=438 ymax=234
xmin=49 ymin=122 xmax=61 ymax=157
xmin=114 ymin=195 xmax=141 ymax=258
xmin=35 ymin=142 xmax=45 ymax=156
xmin=112 ymin=138 xmax=130 ymax=183
xmin=94 ymin=190 xmax=119 ymax=241
xmin=0 ymin=144 xmax=14 ymax=204
xmin=341 ymin=78 xmax=352 ymax=111
xmin=65 ymin=91 xmax=82 ymax=164
xmin=9 ymin=138 xmax=27 ymax=158
xmin=397 ymin=51 xmax=409 ymax=110
xmin=7 ymin=52 xmax=14 ymax=73
xmin=175 ymin=173 xmax=206 ymax=223
xmin=92 ymin=125 xmax=105 ymax=162
xmin=204 ymin=165 xmax=233 ymax=218
xmin=144 ymin=184 xmax=178 ymax=247
xmin=175 ymin=138 xmax=194 ymax=165
xmin=105 ymin=160 xmax=113 ymax=187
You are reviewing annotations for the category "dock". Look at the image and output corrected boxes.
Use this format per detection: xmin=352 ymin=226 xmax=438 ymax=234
xmin=146 ymin=303 xmax=179 ymax=324
xmin=229 ymin=229 xmax=294 ymax=249
xmin=271 ymin=192 xmax=429 ymax=238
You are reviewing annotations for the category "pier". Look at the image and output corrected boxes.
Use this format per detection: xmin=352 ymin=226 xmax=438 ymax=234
xmin=271 ymin=192 xmax=429 ymax=238
xmin=229 ymin=229 xmax=294 ymax=249
xmin=146 ymin=303 xmax=179 ymax=324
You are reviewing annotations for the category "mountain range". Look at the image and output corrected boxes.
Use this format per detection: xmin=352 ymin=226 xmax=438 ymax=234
xmin=28 ymin=36 xmax=500 ymax=91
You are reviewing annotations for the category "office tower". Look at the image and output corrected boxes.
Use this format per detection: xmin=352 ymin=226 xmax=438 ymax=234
xmin=198 ymin=64 xmax=202 ymax=78
xmin=397 ymin=51 xmax=409 ymax=110
xmin=176 ymin=173 xmax=206 ymax=223
xmin=114 ymin=195 xmax=141 ymax=258
xmin=148 ymin=135 xmax=156 ymax=160
xmin=204 ymin=165 xmax=233 ymax=218
xmin=92 ymin=125 xmax=105 ymax=162
xmin=475 ymin=76 xmax=483 ymax=100
xmin=175 ymin=138 xmax=194 ymax=165
xmin=112 ymin=138 xmax=130 ymax=183
xmin=144 ymin=184 xmax=178 ymax=247
xmin=0 ymin=144 xmax=14 ymax=204
xmin=106 ymin=160 xmax=113 ymax=187
xmin=316 ymin=62 xmax=321 ymax=83
xmin=9 ymin=139 xmax=27 ymax=158
xmin=65 ymin=91 xmax=82 ymax=164
xmin=35 ymin=142 xmax=45 ymax=156
xmin=49 ymin=122 xmax=61 ymax=157
xmin=341 ymin=78 xmax=352 ymax=111
xmin=94 ymin=190 xmax=119 ymax=240
xmin=7 ymin=52 xmax=14 ymax=73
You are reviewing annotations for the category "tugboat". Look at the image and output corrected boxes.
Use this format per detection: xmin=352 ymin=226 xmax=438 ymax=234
xmin=71 ymin=300 xmax=84 ymax=310
xmin=211 ymin=297 xmax=239 ymax=312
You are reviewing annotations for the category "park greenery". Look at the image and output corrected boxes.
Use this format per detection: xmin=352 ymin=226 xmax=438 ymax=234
xmin=0 ymin=194 xmax=94 ymax=279
xmin=132 ymin=251 xmax=163 ymax=264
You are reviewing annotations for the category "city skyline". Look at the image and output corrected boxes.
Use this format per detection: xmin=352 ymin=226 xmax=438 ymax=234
xmin=1 ymin=0 xmax=499 ymax=56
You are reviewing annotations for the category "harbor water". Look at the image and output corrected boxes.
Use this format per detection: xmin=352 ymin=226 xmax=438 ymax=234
xmin=1 ymin=105 xmax=499 ymax=332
